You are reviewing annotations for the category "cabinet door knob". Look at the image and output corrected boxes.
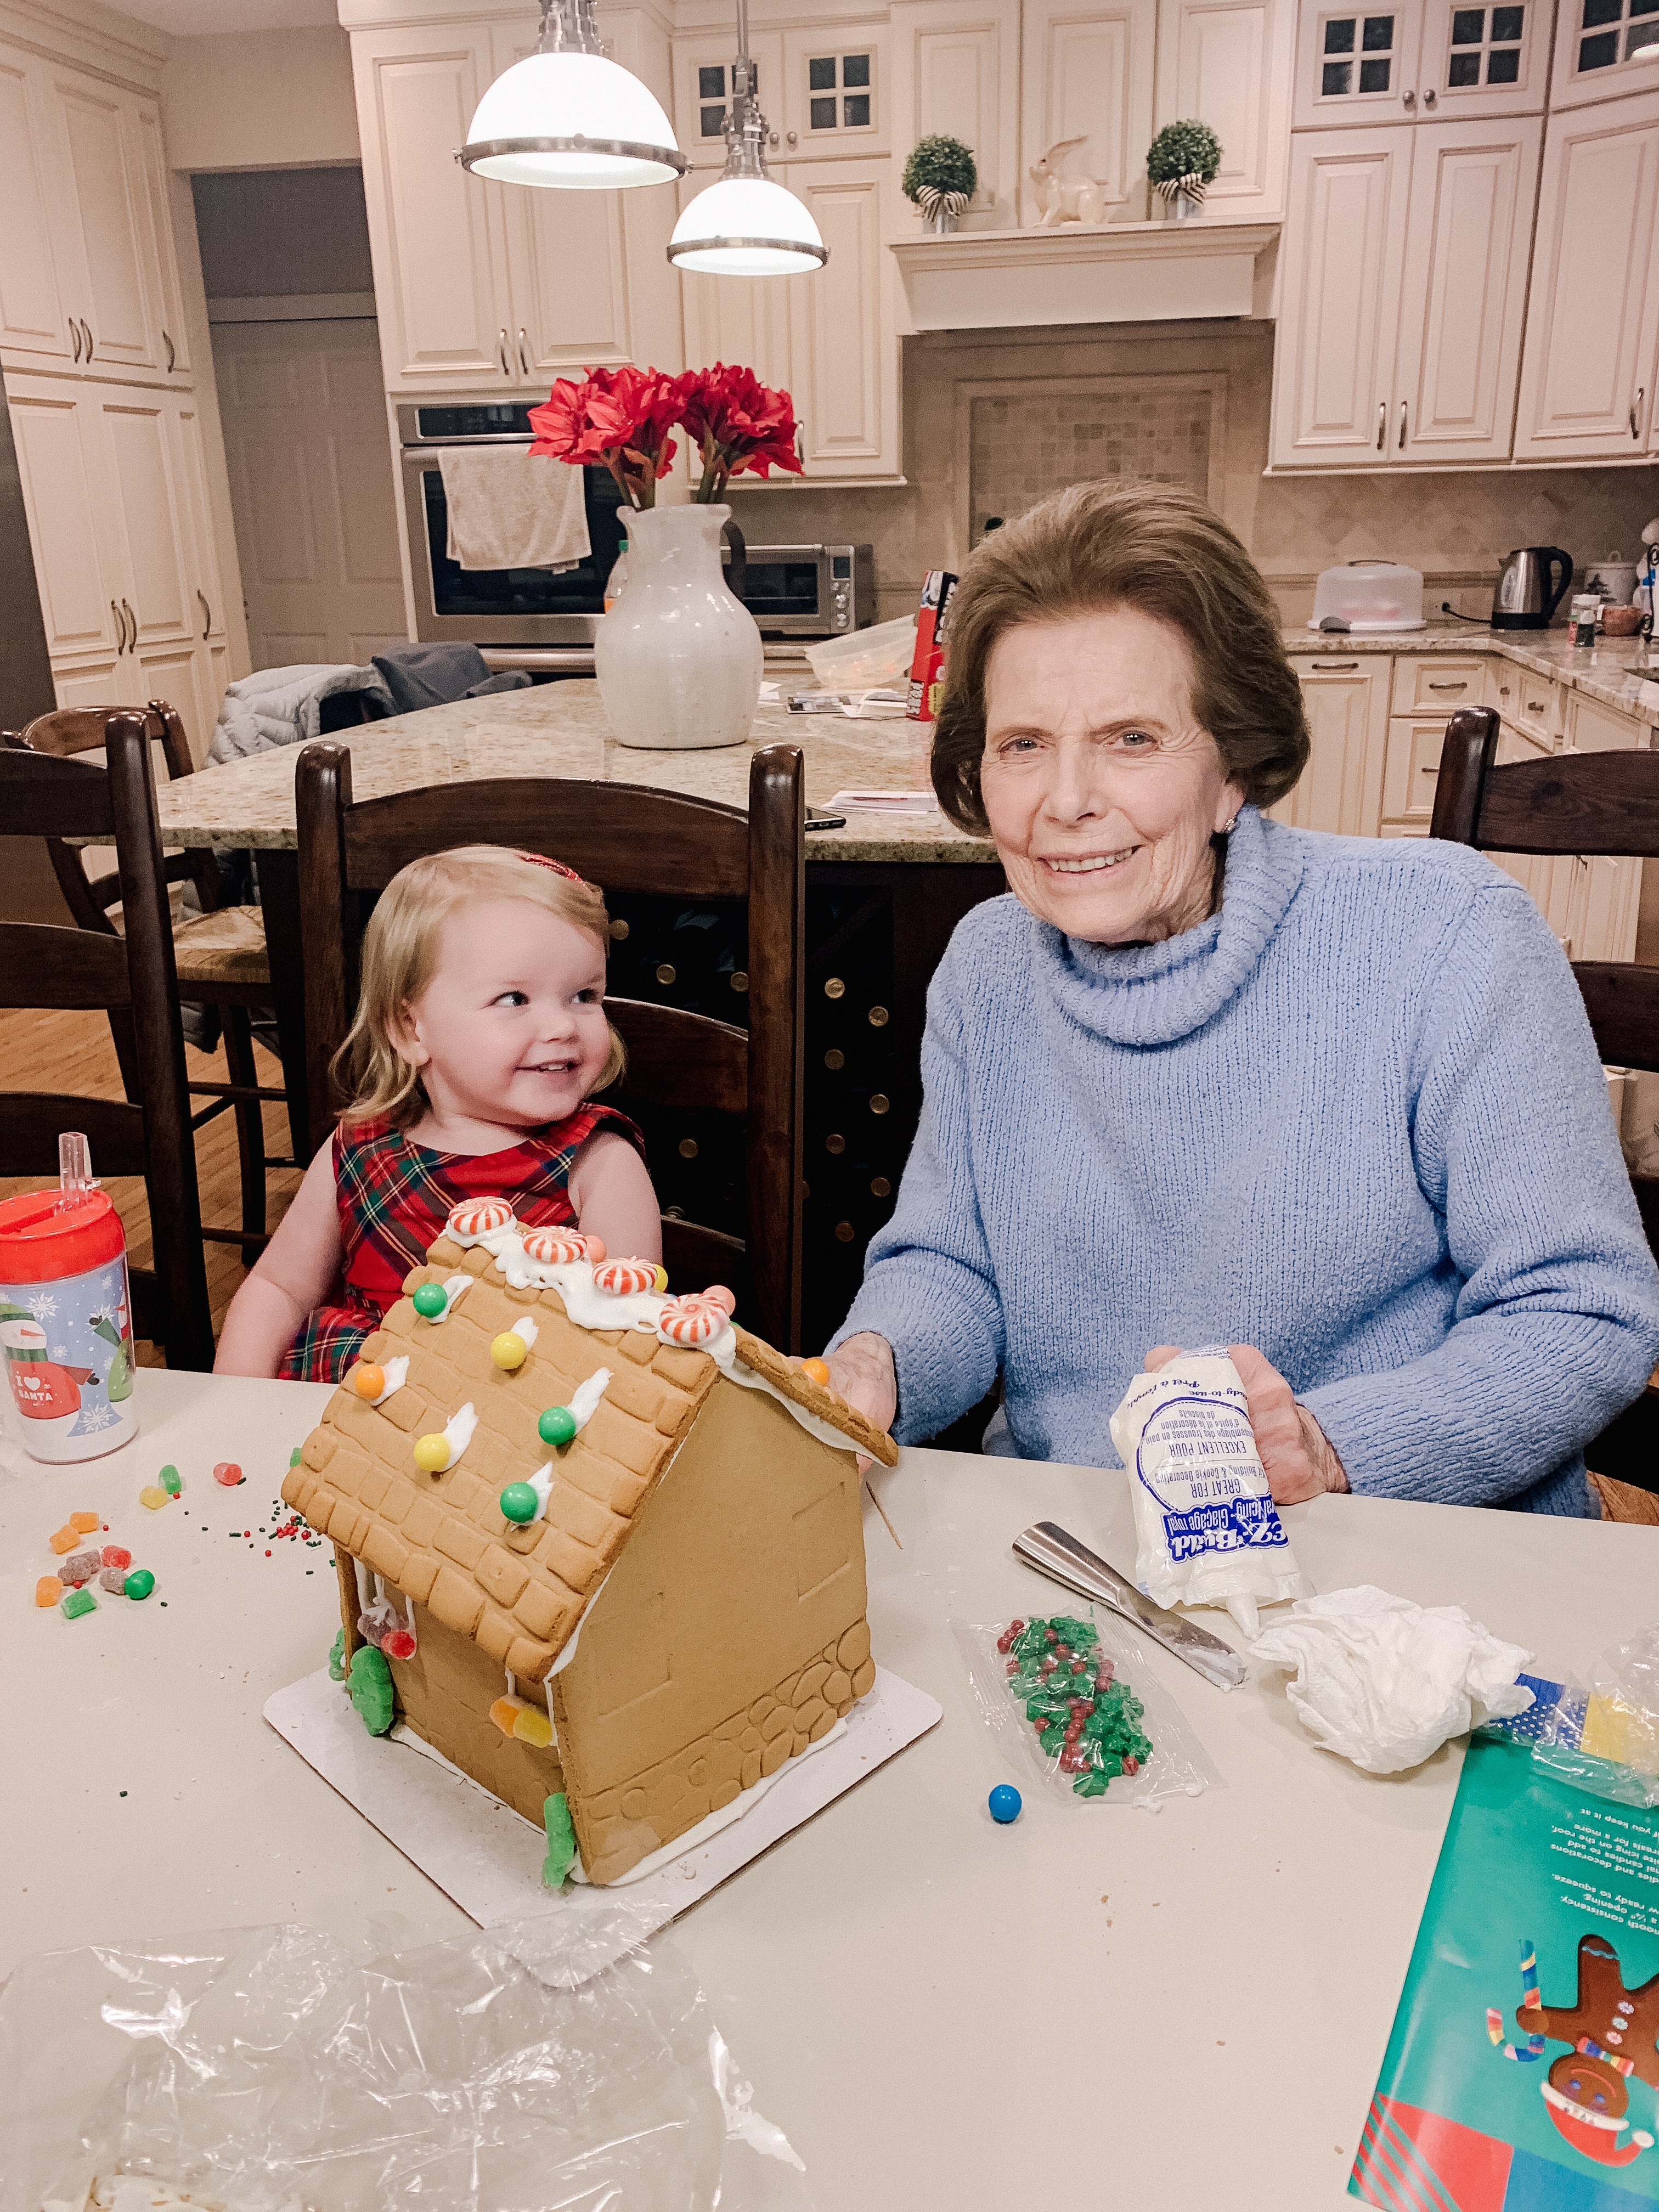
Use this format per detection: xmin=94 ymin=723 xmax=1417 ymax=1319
xmin=111 ymin=600 xmax=125 ymax=653
xmin=197 ymin=588 xmax=212 ymax=640
xmin=70 ymin=318 xmax=82 ymax=363
xmin=786 ymin=128 xmax=797 ymax=145
xmin=1403 ymin=88 xmax=1417 ymax=108
xmin=1397 ymin=399 xmax=1408 ymax=449
xmin=1423 ymin=86 xmax=1436 ymax=104
xmin=163 ymin=329 xmax=175 ymax=373
xmin=1376 ymin=400 xmax=1385 ymax=451
xmin=1632 ymin=387 xmax=1645 ymax=439
xmin=122 ymin=599 xmax=136 ymax=648
xmin=499 ymin=328 xmax=510 ymax=377
xmin=518 ymin=329 xmax=531 ymax=377
xmin=81 ymin=319 xmax=93 ymax=362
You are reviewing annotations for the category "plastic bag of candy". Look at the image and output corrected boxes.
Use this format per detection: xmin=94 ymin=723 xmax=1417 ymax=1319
xmin=952 ymin=1611 xmax=1220 ymax=1810
xmin=1477 ymin=1617 xmax=1659 ymax=1810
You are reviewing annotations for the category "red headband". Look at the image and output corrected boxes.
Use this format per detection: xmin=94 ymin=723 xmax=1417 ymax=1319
xmin=518 ymin=850 xmax=587 ymax=885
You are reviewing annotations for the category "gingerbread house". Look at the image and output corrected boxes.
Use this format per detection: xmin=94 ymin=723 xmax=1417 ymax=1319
xmin=280 ymin=1202 xmax=898 ymax=1886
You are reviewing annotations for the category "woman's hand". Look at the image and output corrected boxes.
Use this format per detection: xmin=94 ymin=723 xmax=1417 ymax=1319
xmin=1143 ymin=1342 xmax=1348 ymax=1504
xmin=818 ymin=1332 xmax=898 ymax=1438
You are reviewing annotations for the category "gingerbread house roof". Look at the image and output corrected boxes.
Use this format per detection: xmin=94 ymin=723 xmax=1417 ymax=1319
xmin=280 ymin=1235 xmax=896 ymax=1685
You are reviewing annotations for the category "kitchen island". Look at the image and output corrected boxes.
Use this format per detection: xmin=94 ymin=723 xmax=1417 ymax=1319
xmin=155 ymin=682 xmax=1003 ymax=1352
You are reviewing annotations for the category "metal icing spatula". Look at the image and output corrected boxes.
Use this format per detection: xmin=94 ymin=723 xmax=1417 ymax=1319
xmin=1012 ymin=1521 xmax=1248 ymax=1691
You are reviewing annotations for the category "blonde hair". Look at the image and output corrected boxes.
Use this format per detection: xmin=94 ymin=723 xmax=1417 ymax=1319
xmin=334 ymin=845 xmax=627 ymax=1127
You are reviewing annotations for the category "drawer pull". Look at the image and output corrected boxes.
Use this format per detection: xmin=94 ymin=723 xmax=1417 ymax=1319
xmin=1527 ymin=700 xmax=1546 ymax=714
xmin=1310 ymin=659 xmax=1359 ymax=671
xmin=1427 ymin=680 xmax=1466 ymax=691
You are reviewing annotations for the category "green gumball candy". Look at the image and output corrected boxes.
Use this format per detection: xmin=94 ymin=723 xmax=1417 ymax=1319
xmin=123 ymin=1568 xmax=155 ymax=1600
xmin=412 ymin=1282 xmax=448 ymax=1319
xmin=538 ymin=1404 xmax=577 ymax=1447
xmin=500 ymin=1481 xmax=539 ymax=1524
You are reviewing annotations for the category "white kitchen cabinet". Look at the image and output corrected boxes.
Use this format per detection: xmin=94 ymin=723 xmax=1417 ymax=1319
xmin=133 ymin=102 xmax=190 ymax=380
xmin=1294 ymin=0 xmax=1547 ymax=128
xmin=780 ymin=24 xmax=890 ymax=159
xmin=5 ymin=381 xmax=127 ymax=662
xmin=1153 ymin=0 xmax=1292 ymax=213
xmin=1487 ymin=663 xmax=1562 ymax=743
xmin=673 ymin=30 xmax=786 ymax=170
xmin=892 ymin=0 xmax=1022 ymax=229
xmin=1017 ymin=0 xmax=1155 ymax=225
xmin=0 ymin=52 xmax=76 ymax=368
xmin=1391 ymin=116 xmax=1539 ymax=461
xmin=1279 ymin=654 xmax=1393 ymax=834
xmin=352 ymin=25 xmax=515 ymax=391
xmin=40 ymin=68 xmax=161 ymax=377
xmin=1549 ymin=0 xmax=1659 ymax=111
xmin=788 ymin=159 xmax=899 ymax=475
xmin=1513 ymin=89 xmax=1659 ymax=460
xmin=1271 ymin=128 xmax=1413 ymax=465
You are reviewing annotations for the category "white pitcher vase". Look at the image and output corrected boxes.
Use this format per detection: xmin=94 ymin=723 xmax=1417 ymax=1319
xmin=596 ymin=502 xmax=762 ymax=751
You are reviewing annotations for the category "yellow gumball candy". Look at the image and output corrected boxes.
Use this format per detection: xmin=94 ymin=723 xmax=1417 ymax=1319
xmin=652 ymin=1265 xmax=669 ymax=1293
xmin=490 ymin=1331 xmax=528 ymax=1372
xmin=413 ymin=1432 xmax=452 ymax=1474
xmin=352 ymin=1362 xmax=385 ymax=1401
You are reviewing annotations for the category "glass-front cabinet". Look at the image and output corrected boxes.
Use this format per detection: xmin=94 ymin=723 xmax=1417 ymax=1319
xmin=1295 ymin=0 xmax=1548 ymax=123
xmin=1549 ymin=0 xmax=1659 ymax=106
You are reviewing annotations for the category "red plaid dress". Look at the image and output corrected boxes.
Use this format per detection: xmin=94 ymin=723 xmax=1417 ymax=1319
xmin=279 ymin=1105 xmax=645 ymax=1384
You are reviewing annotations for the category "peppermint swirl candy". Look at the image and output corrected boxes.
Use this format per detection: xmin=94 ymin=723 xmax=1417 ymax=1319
xmin=594 ymin=1257 xmax=663 ymax=1297
xmin=657 ymin=1294 xmax=726 ymax=1345
xmin=447 ymin=1197 xmax=515 ymax=1240
xmin=521 ymin=1227 xmax=606 ymax=1266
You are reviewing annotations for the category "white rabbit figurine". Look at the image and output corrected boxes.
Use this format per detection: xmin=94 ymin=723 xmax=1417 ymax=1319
xmin=1027 ymin=136 xmax=1114 ymax=226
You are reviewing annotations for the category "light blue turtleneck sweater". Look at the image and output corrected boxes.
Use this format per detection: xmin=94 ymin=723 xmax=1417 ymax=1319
xmin=832 ymin=805 xmax=1659 ymax=1515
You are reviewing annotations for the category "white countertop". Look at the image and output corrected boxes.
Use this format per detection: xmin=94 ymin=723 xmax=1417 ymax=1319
xmin=4 ymin=1366 xmax=1655 ymax=2207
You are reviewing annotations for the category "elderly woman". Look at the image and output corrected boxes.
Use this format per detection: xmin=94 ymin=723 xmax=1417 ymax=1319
xmin=826 ymin=483 xmax=1659 ymax=1515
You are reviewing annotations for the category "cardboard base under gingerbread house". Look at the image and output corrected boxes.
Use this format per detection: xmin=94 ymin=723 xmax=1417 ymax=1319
xmin=266 ymin=1662 xmax=940 ymax=1973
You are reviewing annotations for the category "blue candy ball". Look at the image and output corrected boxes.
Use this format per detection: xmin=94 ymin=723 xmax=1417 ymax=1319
xmin=988 ymin=1784 xmax=1023 ymax=1825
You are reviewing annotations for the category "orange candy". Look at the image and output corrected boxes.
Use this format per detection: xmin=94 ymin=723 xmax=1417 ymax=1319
xmin=352 ymin=1363 xmax=386 ymax=1401
xmin=800 ymin=1358 xmax=832 ymax=1387
xmin=488 ymin=1696 xmax=521 ymax=1737
xmin=49 ymin=1526 xmax=80 ymax=1555
xmin=69 ymin=1510 xmax=101 ymax=1534
xmin=35 ymin=1576 xmax=62 ymax=1608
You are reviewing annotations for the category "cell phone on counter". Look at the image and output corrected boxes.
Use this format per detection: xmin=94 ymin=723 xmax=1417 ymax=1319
xmin=806 ymin=812 xmax=847 ymax=832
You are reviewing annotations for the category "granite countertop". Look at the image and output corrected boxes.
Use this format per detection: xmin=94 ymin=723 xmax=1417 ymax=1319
xmin=1284 ymin=624 xmax=1659 ymax=718
xmin=156 ymin=681 xmax=994 ymax=865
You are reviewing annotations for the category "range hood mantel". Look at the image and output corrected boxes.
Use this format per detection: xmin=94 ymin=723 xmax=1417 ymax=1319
xmin=891 ymin=219 xmax=1279 ymax=334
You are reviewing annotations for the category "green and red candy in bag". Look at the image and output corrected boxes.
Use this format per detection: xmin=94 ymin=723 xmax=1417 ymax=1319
xmin=997 ymin=1614 xmax=1153 ymax=1799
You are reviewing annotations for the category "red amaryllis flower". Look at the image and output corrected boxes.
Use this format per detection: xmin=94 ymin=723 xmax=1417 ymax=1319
xmin=678 ymin=363 xmax=804 ymax=501
xmin=529 ymin=365 xmax=681 ymax=510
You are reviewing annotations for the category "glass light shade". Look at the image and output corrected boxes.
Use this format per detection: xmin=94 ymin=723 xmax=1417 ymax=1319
xmin=668 ymin=173 xmax=827 ymax=274
xmin=462 ymin=52 xmax=684 ymax=188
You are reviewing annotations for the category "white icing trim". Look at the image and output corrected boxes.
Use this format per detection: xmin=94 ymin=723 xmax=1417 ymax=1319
xmin=521 ymin=1460 xmax=554 ymax=1521
xmin=567 ymin=1718 xmax=848 ymax=1886
xmin=508 ymin=1314 xmax=539 ymax=1351
xmin=568 ymin=1365 xmax=612 ymax=1431
xmin=505 ymin=1669 xmax=516 ymax=1699
xmin=428 ymin=1401 xmax=477 ymax=1469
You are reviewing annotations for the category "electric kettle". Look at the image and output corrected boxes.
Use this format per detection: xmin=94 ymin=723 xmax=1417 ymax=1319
xmin=1492 ymin=546 xmax=1573 ymax=630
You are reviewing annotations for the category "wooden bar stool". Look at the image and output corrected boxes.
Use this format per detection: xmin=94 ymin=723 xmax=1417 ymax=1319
xmin=2 ymin=701 xmax=303 ymax=1259
xmin=295 ymin=741 xmax=808 ymax=1351
xmin=0 ymin=716 xmax=214 ymax=1367
xmin=1432 ymin=705 xmax=1659 ymax=1514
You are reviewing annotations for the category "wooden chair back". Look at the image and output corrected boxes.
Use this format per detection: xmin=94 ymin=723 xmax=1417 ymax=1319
xmin=0 ymin=716 xmax=213 ymax=1368
xmin=1431 ymin=703 xmax=1659 ymax=1495
xmin=295 ymin=743 xmax=808 ymax=1350
xmin=1 ymin=700 xmax=221 ymax=930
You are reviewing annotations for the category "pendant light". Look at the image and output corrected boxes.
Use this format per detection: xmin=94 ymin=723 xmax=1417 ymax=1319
xmin=460 ymin=0 xmax=687 ymax=191
xmin=667 ymin=0 xmax=827 ymax=275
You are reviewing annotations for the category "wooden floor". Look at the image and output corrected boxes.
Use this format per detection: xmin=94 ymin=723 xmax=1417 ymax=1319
xmin=0 ymin=1004 xmax=306 ymax=1364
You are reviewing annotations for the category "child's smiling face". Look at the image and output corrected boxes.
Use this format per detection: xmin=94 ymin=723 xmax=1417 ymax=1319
xmin=393 ymin=898 xmax=612 ymax=1131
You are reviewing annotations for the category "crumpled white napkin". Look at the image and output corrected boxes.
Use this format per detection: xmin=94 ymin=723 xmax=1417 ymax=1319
xmin=1250 ymin=1584 xmax=1533 ymax=1774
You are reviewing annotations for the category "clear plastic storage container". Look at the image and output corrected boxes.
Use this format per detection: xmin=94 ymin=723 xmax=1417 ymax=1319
xmin=1308 ymin=560 xmax=1425 ymax=634
xmin=804 ymin=612 xmax=917 ymax=691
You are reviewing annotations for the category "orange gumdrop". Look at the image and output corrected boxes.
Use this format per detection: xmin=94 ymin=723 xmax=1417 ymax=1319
xmin=352 ymin=1363 xmax=385 ymax=1401
xmin=49 ymin=1526 xmax=79 ymax=1555
xmin=488 ymin=1696 xmax=522 ymax=1737
xmin=35 ymin=1576 xmax=63 ymax=1608
xmin=70 ymin=1510 xmax=101 ymax=1534
xmin=800 ymin=1358 xmax=832 ymax=1388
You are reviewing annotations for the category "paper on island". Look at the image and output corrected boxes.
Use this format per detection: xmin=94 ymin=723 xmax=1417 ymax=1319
xmin=827 ymin=789 xmax=938 ymax=813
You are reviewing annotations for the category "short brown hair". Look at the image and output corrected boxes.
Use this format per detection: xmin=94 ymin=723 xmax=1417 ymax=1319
xmin=931 ymin=481 xmax=1309 ymax=833
xmin=334 ymin=845 xmax=625 ymax=1127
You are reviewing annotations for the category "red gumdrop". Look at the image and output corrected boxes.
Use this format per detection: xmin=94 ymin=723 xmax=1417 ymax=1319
xmin=1005 ymin=1659 xmax=1018 ymax=1675
xmin=996 ymin=1631 xmax=1013 ymax=1654
xmin=101 ymin=1544 xmax=132 ymax=1571
xmin=382 ymin=1628 xmax=416 ymax=1660
xmin=1124 ymin=1754 xmax=1139 ymax=1776
xmin=1045 ymin=1629 xmax=1058 ymax=1643
xmin=213 ymin=1462 xmax=244 ymax=1487
xmin=1009 ymin=1619 xmax=1024 ymax=1635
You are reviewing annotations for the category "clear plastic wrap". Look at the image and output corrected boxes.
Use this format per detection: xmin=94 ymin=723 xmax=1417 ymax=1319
xmin=0 ymin=1918 xmax=811 ymax=2212
xmin=953 ymin=1611 xmax=1220 ymax=1811
xmin=1480 ymin=1620 xmax=1659 ymax=1810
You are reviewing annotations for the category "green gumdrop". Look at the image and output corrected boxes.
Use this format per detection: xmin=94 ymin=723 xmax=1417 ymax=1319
xmin=328 ymin=1626 xmax=347 ymax=1680
xmin=347 ymin=1644 xmax=396 ymax=1736
xmin=538 ymin=1404 xmax=577 ymax=1448
xmin=500 ymin=1481 xmax=539 ymax=1524
xmin=159 ymin=1464 xmax=181 ymax=1495
xmin=412 ymin=1282 xmax=448 ymax=1318
xmin=123 ymin=1568 xmax=155 ymax=1601
xmin=61 ymin=1587 xmax=97 ymax=1619
xmin=542 ymin=1791 xmax=578 ymax=1889
xmin=290 ymin=1446 xmax=303 ymax=1468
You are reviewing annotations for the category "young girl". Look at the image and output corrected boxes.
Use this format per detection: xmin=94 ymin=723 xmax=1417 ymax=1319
xmin=216 ymin=845 xmax=659 ymax=1381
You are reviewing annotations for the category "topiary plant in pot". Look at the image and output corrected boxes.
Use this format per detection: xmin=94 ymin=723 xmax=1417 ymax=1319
xmin=902 ymin=134 xmax=978 ymax=232
xmin=1147 ymin=119 xmax=1221 ymax=220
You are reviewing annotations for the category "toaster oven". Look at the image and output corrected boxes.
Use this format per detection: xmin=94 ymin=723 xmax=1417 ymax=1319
xmin=728 ymin=543 xmax=876 ymax=637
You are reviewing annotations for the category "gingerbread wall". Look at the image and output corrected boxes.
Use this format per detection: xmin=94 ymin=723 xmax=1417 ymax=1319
xmin=552 ymin=1374 xmax=873 ymax=1880
xmin=383 ymin=1604 xmax=563 ymax=1829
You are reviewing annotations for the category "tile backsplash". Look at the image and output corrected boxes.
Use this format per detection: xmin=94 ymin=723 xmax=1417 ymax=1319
xmin=725 ymin=320 xmax=1659 ymax=628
